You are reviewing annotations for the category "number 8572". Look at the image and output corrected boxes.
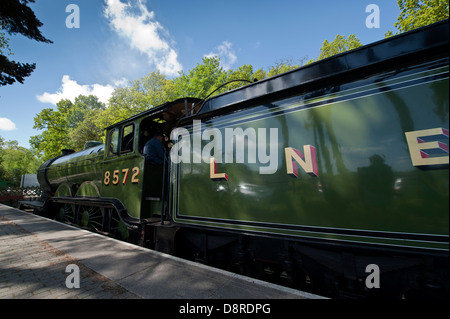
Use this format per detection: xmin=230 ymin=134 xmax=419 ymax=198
xmin=104 ymin=167 xmax=140 ymax=185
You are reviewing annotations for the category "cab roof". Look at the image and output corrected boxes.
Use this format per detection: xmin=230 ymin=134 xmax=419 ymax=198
xmin=105 ymin=97 xmax=202 ymax=131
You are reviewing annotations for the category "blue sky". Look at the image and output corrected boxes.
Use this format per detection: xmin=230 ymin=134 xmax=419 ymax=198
xmin=0 ymin=0 xmax=400 ymax=149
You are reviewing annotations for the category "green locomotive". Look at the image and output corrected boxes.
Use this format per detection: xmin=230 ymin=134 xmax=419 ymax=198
xmin=23 ymin=20 xmax=449 ymax=298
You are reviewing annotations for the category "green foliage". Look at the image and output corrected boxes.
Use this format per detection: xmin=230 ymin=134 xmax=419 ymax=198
xmin=109 ymin=71 xmax=176 ymax=116
xmin=69 ymin=109 xmax=106 ymax=150
xmin=0 ymin=136 xmax=41 ymax=185
xmin=30 ymin=95 xmax=106 ymax=160
xmin=386 ymin=0 xmax=449 ymax=36
xmin=266 ymin=58 xmax=308 ymax=78
xmin=107 ymin=57 xmax=266 ymax=114
xmin=307 ymin=34 xmax=363 ymax=64
xmin=173 ymin=56 xmax=228 ymax=98
xmin=395 ymin=0 xmax=449 ymax=32
xmin=225 ymin=64 xmax=266 ymax=90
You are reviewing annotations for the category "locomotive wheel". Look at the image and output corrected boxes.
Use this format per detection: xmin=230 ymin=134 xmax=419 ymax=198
xmin=55 ymin=204 xmax=76 ymax=224
xmin=110 ymin=213 xmax=129 ymax=241
xmin=79 ymin=206 xmax=103 ymax=231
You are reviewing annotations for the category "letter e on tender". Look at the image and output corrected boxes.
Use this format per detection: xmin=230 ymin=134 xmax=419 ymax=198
xmin=405 ymin=128 xmax=449 ymax=168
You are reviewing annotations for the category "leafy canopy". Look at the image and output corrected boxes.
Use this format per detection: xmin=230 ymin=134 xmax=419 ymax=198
xmin=386 ymin=0 xmax=449 ymax=36
xmin=31 ymin=96 xmax=106 ymax=160
xmin=0 ymin=136 xmax=41 ymax=186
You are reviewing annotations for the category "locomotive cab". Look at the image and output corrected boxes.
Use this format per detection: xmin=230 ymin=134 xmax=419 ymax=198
xmin=139 ymin=117 xmax=166 ymax=219
xmin=104 ymin=97 xmax=202 ymax=222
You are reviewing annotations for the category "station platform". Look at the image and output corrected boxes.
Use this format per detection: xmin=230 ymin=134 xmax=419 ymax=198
xmin=0 ymin=204 xmax=324 ymax=300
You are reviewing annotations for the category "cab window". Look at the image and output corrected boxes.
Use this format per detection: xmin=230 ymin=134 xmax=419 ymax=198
xmin=107 ymin=124 xmax=135 ymax=156
xmin=108 ymin=128 xmax=120 ymax=156
xmin=121 ymin=124 xmax=134 ymax=153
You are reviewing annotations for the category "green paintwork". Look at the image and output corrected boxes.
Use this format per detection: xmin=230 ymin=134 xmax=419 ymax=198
xmin=48 ymin=146 xmax=104 ymax=194
xmin=46 ymin=121 xmax=147 ymax=220
xmin=54 ymin=183 xmax=74 ymax=197
xmin=42 ymin=108 xmax=169 ymax=224
xmin=75 ymin=181 xmax=101 ymax=197
xmin=101 ymin=152 xmax=144 ymax=219
xmin=172 ymin=65 xmax=449 ymax=251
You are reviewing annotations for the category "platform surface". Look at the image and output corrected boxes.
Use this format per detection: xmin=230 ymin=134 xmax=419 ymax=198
xmin=0 ymin=204 xmax=325 ymax=299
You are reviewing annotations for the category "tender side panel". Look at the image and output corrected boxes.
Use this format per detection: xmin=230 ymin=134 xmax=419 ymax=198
xmin=172 ymin=62 xmax=449 ymax=252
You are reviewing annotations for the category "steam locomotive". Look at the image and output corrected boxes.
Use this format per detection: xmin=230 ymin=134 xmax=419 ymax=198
xmin=21 ymin=20 xmax=449 ymax=298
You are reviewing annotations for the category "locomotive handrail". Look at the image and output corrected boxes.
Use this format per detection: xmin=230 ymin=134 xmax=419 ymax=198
xmin=191 ymin=79 xmax=254 ymax=116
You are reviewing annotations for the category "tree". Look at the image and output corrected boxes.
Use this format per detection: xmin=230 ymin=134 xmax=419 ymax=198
xmin=108 ymin=71 xmax=176 ymax=118
xmin=173 ymin=56 xmax=228 ymax=99
xmin=0 ymin=0 xmax=52 ymax=86
xmin=225 ymin=64 xmax=266 ymax=90
xmin=31 ymin=101 xmax=71 ymax=160
xmin=66 ymin=95 xmax=106 ymax=129
xmin=266 ymin=57 xmax=308 ymax=78
xmin=0 ymin=137 xmax=41 ymax=185
xmin=30 ymin=95 xmax=106 ymax=160
xmin=307 ymin=34 xmax=363 ymax=64
xmin=69 ymin=109 xmax=106 ymax=150
xmin=0 ymin=23 xmax=13 ymax=56
xmin=0 ymin=54 xmax=37 ymax=85
xmin=66 ymin=96 xmax=106 ymax=150
xmin=385 ymin=0 xmax=449 ymax=37
xmin=395 ymin=0 xmax=449 ymax=32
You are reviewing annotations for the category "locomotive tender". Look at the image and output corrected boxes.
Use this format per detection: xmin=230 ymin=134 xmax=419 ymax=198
xmin=23 ymin=21 xmax=449 ymax=298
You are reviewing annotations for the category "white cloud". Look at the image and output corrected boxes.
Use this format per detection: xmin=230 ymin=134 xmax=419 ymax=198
xmin=104 ymin=0 xmax=182 ymax=76
xmin=0 ymin=117 xmax=16 ymax=131
xmin=36 ymin=75 xmax=121 ymax=105
xmin=205 ymin=41 xmax=237 ymax=70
